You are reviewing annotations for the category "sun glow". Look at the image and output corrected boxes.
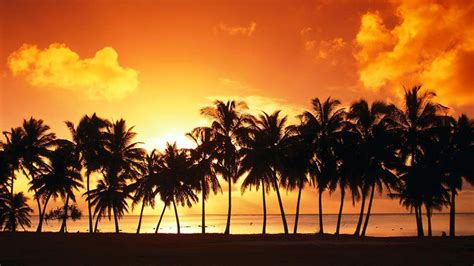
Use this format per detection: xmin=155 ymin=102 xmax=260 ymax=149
xmin=142 ymin=133 xmax=196 ymax=152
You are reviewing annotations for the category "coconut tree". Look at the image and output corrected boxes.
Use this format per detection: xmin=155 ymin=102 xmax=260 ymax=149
xmin=200 ymin=100 xmax=252 ymax=234
xmin=298 ymin=97 xmax=346 ymax=234
xmin=187 ymin=127 xmax=221 ymax=234
xmin=130 ymin=149 xmax=160 ymax=234
xmin=66 ymin=113 xmax=109 ymax=233
xmin=30 ymin=140 xmax=83 ymax=232
xmin=2 ymin=127 xmax=25 ymax=198
xmin=279 ymin=132 xmax=312 ymax=234
xmin=155 ymin=143 xmax=198 ymax=234
xmin=392 ymin=86 xmax=443 ymax=237
xmin=239 ymin=111 xmax=291 ymax=234
xmin=0 ymin=192 xmax=33 ymax=232
xmin=89 ymin=119 xmax=145 ymax=233
xmin=348 ymin=100 xmax=400 ymax=236
xmin=436 ymin=114 xmax=473 ymax=237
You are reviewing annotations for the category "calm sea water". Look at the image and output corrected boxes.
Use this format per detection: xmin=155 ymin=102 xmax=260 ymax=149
xmin=30 ymin=213 xmax=474 ymax=236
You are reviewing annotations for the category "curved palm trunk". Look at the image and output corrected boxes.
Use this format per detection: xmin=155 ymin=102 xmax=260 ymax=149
xmin=449 ymin=188 xmax=455 ymax=237
xmin=224 ymin=177 xmax=232 ymax=235
xmin=172 ymin=200 xmax=180 ymax=234
xmin=354 ymin=191 xmax=366 ymax=236
xmin=136 ymin=200 xmax=146 ymax=234
xmin=94 ymin=214 xmax=100 ymax=233
xmin=202 ymin=179 xmax=206 ymax=234
xmin=335 ymin=187 xmax=345 ymax=235
xmin=10 ymin=169 xmax=14 ymax=199
xmin=425 ymin=205 xmax=432 ymax=237
xmin=24 ymin=168 xmax=43 ymax=226
xmin=318 ymin=189 xmax=324 ymax=234
xmin=293 ymin=184 xmax=303 ymax=234
xmin=86 ymin=172 xmax=93 ymax=233
xmin=60 ymin=195 xmax=70 ymax=233
xmin=113 ymin=207 xmax=120 ymax=233
xmin=36 ymin=193 xmax=52 ymax=232
xmin=361 ymin=183 xmax=375 ymax=236
xmin=262 ymin=180 xmax=267 ymax=234
xmin=155 ymin=204 xmax=166 ymax=233
xmin=272 ymin=172 xmax=288 ymax=234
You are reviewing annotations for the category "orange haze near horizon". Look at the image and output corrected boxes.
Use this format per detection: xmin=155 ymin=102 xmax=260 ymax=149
xmin=1 ymin=0 xmax=473 ymax=216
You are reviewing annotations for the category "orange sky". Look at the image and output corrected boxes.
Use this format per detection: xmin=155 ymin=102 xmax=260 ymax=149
xmin=1 ymin=0 xmax=473 ymax=216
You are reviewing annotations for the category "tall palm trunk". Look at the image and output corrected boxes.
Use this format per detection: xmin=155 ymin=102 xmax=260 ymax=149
xmin=449 ymin=188 xmax=455 ymax=237
xmin=155 ymin=204 xmax=166 ymax=233
xmin=415 ymin=203 xmax=424 ymax=237
xmin=94 ymin=214 xmax=100 ymax=233
xmin=10 ymin=169 xmax=14 ymax=199
xmin=60 ymin=195 xmax=70 ymax=233
xmin=293 ymin=184 xmax=303 ymax=234
xmin=172 ymin=200 xmax=180 ymax=234
xmin=113 ymin=207 xmax=120 ymax=233
xmin=361 ymin=182 xmax=375 ymax=236
xmin=318 ymin=189 xmax=324 ymax=234
xmin=136 ymin=200 xmax=146 ymax=234
xmin=418 ymin=204 xmax=424 ymax=237
xmin=272 ymin=171 xmax=288 ymax=234
xmin=354 ymin=190 xmax=366 ymax=236
xmin=202 ymin=178 xmax=206 ymax=234
xmin=262 ymin=180 xmax=267 ymax=234
xmin=36 ymin=193 xmax=52 ymax=232
xmin=414 ymin=203 xmax=421 ymax=236
xmin=335 ymin=186 xmax=345 ymax=235
xmin=224 ymin=177 xmax=232 ymax=235
xmin=24 ymin=168 xmax=43 ymax=227
xmin=425 ymin=205 xmax=432 ymax=237
xmin=86 ymin=171 xmax=93 ymax=233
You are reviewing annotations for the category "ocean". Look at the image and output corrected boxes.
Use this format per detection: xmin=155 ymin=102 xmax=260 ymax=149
xmin=31 ymin=213 xmax=474 ymax=236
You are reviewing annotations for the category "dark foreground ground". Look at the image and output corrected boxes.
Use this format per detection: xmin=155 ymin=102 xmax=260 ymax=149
xmin=0 ymin=233 xmax=473 ymax=266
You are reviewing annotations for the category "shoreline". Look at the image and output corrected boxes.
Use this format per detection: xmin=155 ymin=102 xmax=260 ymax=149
xmin=0 ymin=233 xmax=472 ymax=265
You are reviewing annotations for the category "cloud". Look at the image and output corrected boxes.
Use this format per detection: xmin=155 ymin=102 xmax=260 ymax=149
xmin=354 ymin=0 xmax=474 ymax=107
xmin=300 ymin=27 xmax=347 ymax=64
xmin=214 ymin=22 xmax=257 ymax=36
xmin=8 ymin=43 xmax=139 ymax=100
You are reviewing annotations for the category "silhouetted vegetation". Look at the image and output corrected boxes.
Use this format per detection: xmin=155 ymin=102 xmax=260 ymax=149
xmin=0 ymin=86 xmax=472 ymax=237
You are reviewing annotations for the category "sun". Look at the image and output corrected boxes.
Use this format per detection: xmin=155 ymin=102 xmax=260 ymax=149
xmin=142 ymin=133 xmax=196 ymax=152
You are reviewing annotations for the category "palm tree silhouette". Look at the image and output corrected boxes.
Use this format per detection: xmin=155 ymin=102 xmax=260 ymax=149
xmin=298 ymin=98 xmax=345 ymax=234
xmin=348 ymin=100 xmax=400 ymax=236
xmin=66 ymin=113 xmax=109 ymax=233
xmin=392 ymin=86 xmax=443 ymax=237
xmin=130 ymin=149 xmax=160 ymax=234
xmin=200 ymin=100 xmax=252 ymax=234
xmin=187 ymin=127 xmax=221 ymax=234
xmin=1 ymin=127 xmax=24 ymax=198
xmin=88 ymin=119 xmax=145 ymax=233
xmin=0 ymin=192 xmax=33 ymax=232
xmin=240 ymin=111 xmax=291 ymax=234
xmin=155 ymin=143 xmax=198 ymax=234
xmin=437 ymin=114 xmax=473 ymax=237
xmin=44 ymin=204 xmax=82 ymax=232
xmin=30 ymin=139 xmax=83 ymax=232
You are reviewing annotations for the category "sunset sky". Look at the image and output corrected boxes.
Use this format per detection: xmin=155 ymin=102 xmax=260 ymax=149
xmin=1 ymin=0 xmax=473 ymax=217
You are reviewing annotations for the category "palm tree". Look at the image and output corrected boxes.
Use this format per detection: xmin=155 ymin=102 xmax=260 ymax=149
xmin=30 ymin=140 xmax=83 ymax=232
xmin=0 ymin=192 xmax=33 ymax=232
xmin=187 ymin=127 xmax=221 ymax=234
xmin=2 ymin=127 xmax=25 ymax=198
xmin=240 ymin=111 xmax=291 ymax=234
xmin=279 ymin=132 xmax=312 ymax=234
xmin=66 ymin=113 xmax=109 ymax=233
xmin=348 ymin=100 xmax=400 ymax=236
xmin=200 ymin=100 xmax=252 ymax=234
xmin=155 ymin=143 xmax=198 ymax=234
xmin=21 ymin=118 xmax=56 ymax=230
xmin=89 ymin=119 xmax=145 ymax=233
xmin=298 ymin=98 xmax=345 ymax=234
xmin=130 ymin=149 xmax=160 ymax=234
xmin=393 ymin=86 xmax=442 ymax=237
xmin=44 ymin=204 xmax=82 ymax=232
xmin=438 ymin=114 xmax=473 ymax=237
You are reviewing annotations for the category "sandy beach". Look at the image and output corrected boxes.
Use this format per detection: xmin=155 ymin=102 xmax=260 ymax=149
xmin=0 ymin=233 xmax=472 ymax=265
